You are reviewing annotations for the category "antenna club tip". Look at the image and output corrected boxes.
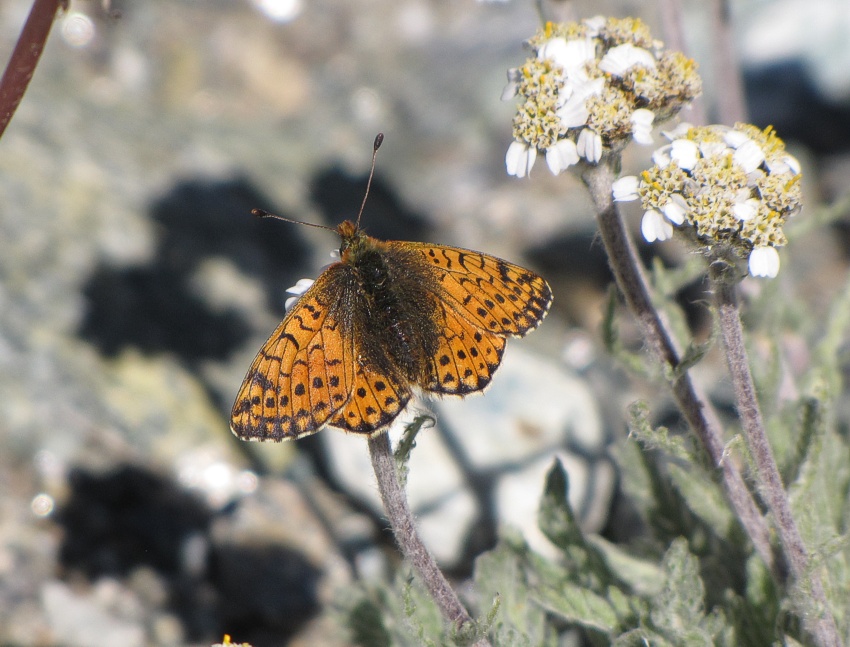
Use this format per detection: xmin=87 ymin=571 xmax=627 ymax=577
xmin=251 ymin=208 xmax=268 ymax=218
xmin=373 ymin=133 xmax=384 ymax=150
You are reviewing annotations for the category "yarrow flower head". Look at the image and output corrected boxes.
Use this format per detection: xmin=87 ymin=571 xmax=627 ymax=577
xmin=504 ymin=16 xmax=702 ymax=177
xmin=613 ymin=123 xmax=802 ymax=278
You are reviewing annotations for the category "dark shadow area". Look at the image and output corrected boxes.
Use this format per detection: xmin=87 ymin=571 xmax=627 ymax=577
xmin=531 ymin=228 xmax=614 ymax=294
xmin=309 ymin=166 xmax=432 ymax=243
xmin=746 ymin=60 xmax=850 ymax=155
xmin=79 ymin=176 xmax=310 ymax=365
xmin=57 ymin=464 xmax=212 ymax=578
xmin=78 ymin=168 xmax=433 ymax=374
xmin=55 ymin=463 xmax=321 ymax=646
xmin=202 ymin=543 xmax=321 ymax=646
xmin=531 ymin=228 xmax=711 ymax=336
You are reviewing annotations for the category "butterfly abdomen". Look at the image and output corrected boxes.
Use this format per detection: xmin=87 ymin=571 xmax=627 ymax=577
xmin=347 ymin=242 xmax=440 ymax=383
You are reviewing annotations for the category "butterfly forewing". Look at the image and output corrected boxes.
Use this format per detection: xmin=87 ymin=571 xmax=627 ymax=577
xmin=404 ymin=243 xmax=553 ymax=337
xmin=230 ymin=267 xmax=356 ymax=440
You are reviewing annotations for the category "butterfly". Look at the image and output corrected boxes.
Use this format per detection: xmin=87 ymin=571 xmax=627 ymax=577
xmin=230 ymin=135 xmax=552 ymax=441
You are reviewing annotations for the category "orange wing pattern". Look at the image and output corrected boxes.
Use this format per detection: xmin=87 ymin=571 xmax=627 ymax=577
xmin=422 ymin=299 xmax=506 ymax=395
xmin=230 ymin=268 xmax=355 ymax=440
xmin=403 ymin=243 xmax=552 ymax=337
xmin=232 ymin=234 xmax=552 ymax=439
xmin=329 ymin=363 xmax=411 ymax=434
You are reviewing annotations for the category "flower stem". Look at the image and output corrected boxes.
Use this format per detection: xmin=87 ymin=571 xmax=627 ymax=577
xmin=0 ymin=0 xmax=66 ymax=140
xmin=367 ymin=431 xmax=491 ymax=646
xmin=581 ymin=160 xmax=778 ymax=576
xmin=711 ymin=268 xmax=841 ymax=647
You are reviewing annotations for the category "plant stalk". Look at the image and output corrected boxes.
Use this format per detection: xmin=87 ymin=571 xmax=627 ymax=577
xmin=0 ymin=0 xmax=66 ymax=140
xmin=368 ymin=431 xmax=491 ymax=646
xmin=711 ymin=269 xmax=841 ymax=647
xmin=582 ymin=160 xmax=778 ymax=576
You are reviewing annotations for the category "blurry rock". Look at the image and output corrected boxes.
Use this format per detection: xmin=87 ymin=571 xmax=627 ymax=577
xmin=41 ymin=579 xmax=145 ymax=647
xmin=322 ymin=347 xmax=610 ymax=568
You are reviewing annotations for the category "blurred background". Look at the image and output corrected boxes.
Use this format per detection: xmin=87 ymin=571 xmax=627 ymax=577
xmin=1 ymin=0 xmax=849 ymax=645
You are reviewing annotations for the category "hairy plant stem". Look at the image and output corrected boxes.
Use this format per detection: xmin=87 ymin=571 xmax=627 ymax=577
xmin=0 ymin=0 xmax=66 ymax=140
xmin=711 ymin=267 xmax=841 ymax=647
xmin=581 ymin=161 xmax=778 ymax=577
xmin=368 ymin=432 xmax=491 ymax=647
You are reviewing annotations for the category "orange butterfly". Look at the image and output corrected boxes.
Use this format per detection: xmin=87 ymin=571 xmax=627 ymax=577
xmin=231 ymin=135 xmax=552 ymax=441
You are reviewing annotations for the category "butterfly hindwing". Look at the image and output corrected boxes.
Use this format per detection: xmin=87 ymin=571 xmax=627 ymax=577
xmin=230 ymin=267 xmax=356 ymax=440
xmin=329 ymin=363 xmax=411 ymax=434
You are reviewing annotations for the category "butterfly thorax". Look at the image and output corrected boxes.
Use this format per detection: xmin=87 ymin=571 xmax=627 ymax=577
xmin=336 ymin=223 xmax=440 ymax=385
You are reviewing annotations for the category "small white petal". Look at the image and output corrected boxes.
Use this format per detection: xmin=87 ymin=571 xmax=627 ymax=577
xmin=501 ymin=68 xmax=521 ymax=100
xmin=284 ymin=278 xmax=313 ymax=310
xmin=784 ymin=154 xmax=801 ymax=175
xmin=506 ymin=141 xmax=537 ymax=178
xmin=670 ymin=139 xmax=700 ymax=170
xmin=641 ymin=210 xmax=673 ymax=242
xmin=723 ymin=129 xmax=750 ymax=149
xmin=612 ymin=176 xmax=640 ymax=201
xmin=537 ymin=38 xmax=569 ymax=63
xmin=571 ymin=76 xmax=606 ymax=101
xmin=662 ymin=123 xmax=692 ymax=141
xmin=733 ymin=140 xmax=766 ymax=174
xmin=699 ymin=141 xmax=727 ymax=158
xmin=652 ymin=144 xmax=673 ymax=167
xmin=556 ymin=77 xmax=603 ymax=128
xmin=745 ymin=169 xmax=766 ymax=189
xmin=599 ymin=43 xmax=656 ymax=76
xmin=765 ymin=153 xmax=801 ymax=176
xmin=545 ymin=138 xmax=580 ymax=175
xmin=748 ymin=246 xmax=780 ymax=278
xmin=286 ymin=278 xmax=314 ymax=295
xmin=563 ymin=65 xmax=591 ymax=86
xmin=734 ymin=197 xmax=759 ymax=221
xmin=577 ymin=128 xmax=603 ymax=163
xmin=661 ymin=195 xmax=687 ymax=224
xmin=583 ymin=15 xmax=606 ymax=36
xmin=562 ymin=39 xmax=597 ymax=72
xmin=540 ymin=37 xmax=596 ymax=73
xmin=631 ymin=108 xmax=655 ymax=144
xmin=557 ymin=97 xmax=590 ymax=128
xmin=501 ymin=81 xmax=519 ymax=101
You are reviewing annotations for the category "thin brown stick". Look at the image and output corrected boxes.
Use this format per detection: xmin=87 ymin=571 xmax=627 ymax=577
xmin=0 ymin=0 xmax=65 ymax=140
xmin=582 ymin=161 xmax=778 ymax=577
xmin=712 ymin=269 xmax=841 ymax=647
xmin=367 ymin=431 xmax=491 ymax=646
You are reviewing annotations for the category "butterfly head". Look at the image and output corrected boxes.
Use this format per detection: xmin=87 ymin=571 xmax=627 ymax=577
xmin=337 ymin=219 xmax=376 ymax=262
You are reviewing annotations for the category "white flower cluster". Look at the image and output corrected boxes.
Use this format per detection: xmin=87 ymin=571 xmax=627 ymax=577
xmin=613 ymin=123 xmax=802 ymax=278
xmin=504 ymin=17 xmax=701 ymax=178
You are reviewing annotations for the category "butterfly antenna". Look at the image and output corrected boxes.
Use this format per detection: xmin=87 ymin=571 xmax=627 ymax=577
xmin=356 ymin=132 xmax=383 ymax=229
xmin=250 ymin=208 xmax=337 ymax=232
